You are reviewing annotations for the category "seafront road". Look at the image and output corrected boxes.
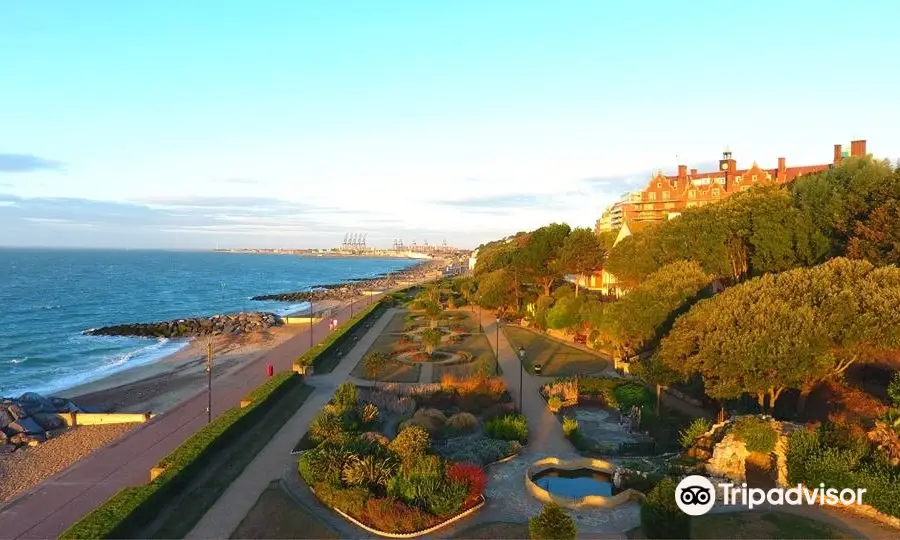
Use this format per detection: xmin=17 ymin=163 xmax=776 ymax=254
xmin=0 ymin=287 xmax=413 ymax=539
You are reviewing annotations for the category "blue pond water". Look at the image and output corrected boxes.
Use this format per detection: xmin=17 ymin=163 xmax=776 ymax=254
xmin=532 ymin=468 xmax=613 ymax=499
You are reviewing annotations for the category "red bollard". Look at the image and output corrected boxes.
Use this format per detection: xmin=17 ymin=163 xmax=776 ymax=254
xmin=267 ymin=364 xmax=274 ymax=377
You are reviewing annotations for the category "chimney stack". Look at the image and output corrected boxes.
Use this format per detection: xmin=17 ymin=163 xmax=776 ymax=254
xmin=678 ymin=165 xmax=687 ymax=178
xmin=690 ymin=168 xmax=698 ymax=176
xmin=851 ymin=139 xmax=867 ymax=157
xmin=778 ymin=157 xmax=786 ymax=179
xmin=834 ymin=144 xmax=842 ymax=164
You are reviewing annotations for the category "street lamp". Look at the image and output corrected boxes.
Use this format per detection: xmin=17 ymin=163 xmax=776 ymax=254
xmin=517 ymin=346 xmax=525 ymax=413
xmin=205 ymin=338 xmax=213 ymax=424
xmin=309 ymin=297 xmax=314 ymax=351
xmin=495 ymin=317 xmax=500 ymax=376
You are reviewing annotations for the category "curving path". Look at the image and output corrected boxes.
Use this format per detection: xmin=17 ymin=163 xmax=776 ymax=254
xmin=186 ymin=307 xmax=401 ymax=538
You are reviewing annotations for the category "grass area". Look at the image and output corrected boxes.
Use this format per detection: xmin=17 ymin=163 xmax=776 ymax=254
xmin=351 ymin=334 xmax=421 ymax=382
xmin=502 ymin=325 xmax=609 ymax=376
xmin=147 ymin=384 xmax=314 ymax=538
xmin=230 ymin=481 xmax=338 ymax=539
xmin=627 ymin=511 xmax=851 ymax=539
xmin=433 ymin=333 xmax=498 ymax=382
xmin=453 ymin=521 xmax=529 ymax=539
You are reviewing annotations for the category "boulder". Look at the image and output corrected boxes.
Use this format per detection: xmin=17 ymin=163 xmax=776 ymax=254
xmin=705 ymin=433 xmax=750 ymax=483
xmin=32 ymin=413 xmax=65 ymax=431
xmin=0 ymin=429 xmax=6 ymax=445
xmin=0 ymin=444 xmax=15 ymax=455
xmin=0 ymin=408 xmax=13 ymax=429
xmin=19 ymin=392 xmax=51 ymax=415
xmin=7 ymin=404 xmax=26 ymax=420
xmin=8 ymin=417 xmax=45 ymax=435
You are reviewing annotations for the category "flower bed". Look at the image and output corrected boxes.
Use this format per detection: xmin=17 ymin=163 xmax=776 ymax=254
xmin=299 ymin=383 xmax=488 ymax=536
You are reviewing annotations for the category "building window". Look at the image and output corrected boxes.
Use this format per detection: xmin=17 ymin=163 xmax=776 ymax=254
xmin=657 ymin=182 xmax=661 ymax=188
xmin=662 ymin=191 xmax=669 ymax=200
xmin=736 ymin=175 xmax=742 ymax=183
xmin=752 ymin=175 xmax=758 ymax=182
xmin=649 ymin=192 xmax=657 ymax=201
xmin=664 ymin=202 xmax=675 ymax=209
xmin=712 ymin=188 xmax=720 ymax=197
xmin=686 ymin=202 xmax=697 ymax=208
xmin=688 ymin=190 xmax=696 ymax=199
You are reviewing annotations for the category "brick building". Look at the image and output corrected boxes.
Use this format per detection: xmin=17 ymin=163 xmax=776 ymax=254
xmin=596 ymin=139 xmax=867 ymax=231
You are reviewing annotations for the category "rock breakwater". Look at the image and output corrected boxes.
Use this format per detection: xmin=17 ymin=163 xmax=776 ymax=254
xmin=86 ymin=312 xmax=283 ymax=338
xmin=1 ymin=392 xmax=80 ymax=452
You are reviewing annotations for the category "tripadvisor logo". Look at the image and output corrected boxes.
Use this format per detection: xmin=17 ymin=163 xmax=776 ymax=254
xmin=675 ymin=475 xmax=867 ymax=516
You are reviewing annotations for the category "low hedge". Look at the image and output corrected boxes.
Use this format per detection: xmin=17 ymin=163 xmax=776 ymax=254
xmin=295 ymin=297 xmax=391 ymax=372
xmin=61 ymin=372 xmax=302 ymax=539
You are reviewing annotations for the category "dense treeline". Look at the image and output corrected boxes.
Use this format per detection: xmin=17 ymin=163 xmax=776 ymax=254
xmin=464 ymin=156 xmax=900 ymax=414
xmin=606 ymin=156 xmax=900 ymax=285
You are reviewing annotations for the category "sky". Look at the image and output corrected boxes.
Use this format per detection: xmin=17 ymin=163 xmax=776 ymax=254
xmin=2 ymin=0 xmax=899 ymax=250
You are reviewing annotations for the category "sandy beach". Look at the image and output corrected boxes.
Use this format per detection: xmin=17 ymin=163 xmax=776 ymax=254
xmin=60 ymin=299 xmax=345 ymax=414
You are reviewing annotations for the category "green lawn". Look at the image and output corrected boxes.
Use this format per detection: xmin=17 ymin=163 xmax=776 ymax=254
xmin=352 ymin=334 xmax=421 ymax=382
xmin=502 ymin=325 xmax=609 ymax=376
xmin=433 ymin=333 xmax=498 ymax=382
xmin=147 ymin=384 xmax=314 ymax=538
xmin=627 ymin=511 xmax=852 ymax=539
xmin=230 ymin=481 xmax=338 ymax=539
xmin=453 ymin=521 xmax=528 ymax=539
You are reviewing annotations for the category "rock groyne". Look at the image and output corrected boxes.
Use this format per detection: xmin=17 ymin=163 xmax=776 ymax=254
xmin=86 ymin=312 xmax=283 ymax=338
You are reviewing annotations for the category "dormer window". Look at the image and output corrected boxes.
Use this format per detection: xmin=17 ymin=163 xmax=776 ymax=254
xmin=657 ymin=182 xmax=662 ymax=188
xmin=752 ymin=175 xmax=758 ymax=182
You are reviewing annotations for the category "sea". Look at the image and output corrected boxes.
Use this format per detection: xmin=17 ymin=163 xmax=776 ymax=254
xmin=0 ymin=249 xmax=419 ymax=397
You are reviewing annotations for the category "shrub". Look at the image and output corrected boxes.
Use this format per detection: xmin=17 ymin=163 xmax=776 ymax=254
xmin=363 ymin=352 xmax=390 ymax=379
xmin=482 ymin=402 xmax=517 ymax=421
xmin=298 ymin=448 xmax=330 ymax=485
xmin=448 ymin=462 xmax=487 ymax=503
xmin=341 ymin=454 xmax=398 ymax=489
xmin=484 ymin=414 xmax=528 ymax=443
xmin=359 ymin=403 xmax=380 ymax=426
xmin=308 ymin=410 xmax=345 ymax=445
xmin=364 ymin=389 xmax=416 ymax=415
xmin=678 ymin=418 xmax=712 ymax=449
xmin=732 ymin=416 xmax=778 ymax=453
xmin=889 ymin=372 xmax=900 ymax=406
xmin=389 ymin=425 xmax=431 ymax=459
xmin=543 ymin=379 xmax=578 ymax=402
xmin=548 ymin=396 xmax=563 ymax=413
xmin=422 ymin=328 xmax=443 ymax=355
xmin=562 ymin=416 xmax=579 ymax=437
xmin=334 ymin=382 xmax=359 ymax=412
xmin=388 ymin=456 xmax=443 ymax=505
xmin=360 ymin=431 xmax=390 ymax=446
xmin=400 ymin=408 xmax=447 ymax=435
xmin=445 ymin=412 xmax=478 ymax=434
xmin=360 ymin=498 xmax=435 ymax=534
xmin=314 ymin=483 xmax=370 ymax=517
xmin=434 ymin=434 xmax=520 ymax=466
xmin=613 ymin=383 xmax=653 ymax=411
xmin=529 ymin=502 xmax=577 ymax=540
xmin=425 ymin=478 xmax=468 ymax=517
xmin=640 ymin=477 xmax=689 ymax=539
xmin=576 ymin=377 xmax=621 ymax=407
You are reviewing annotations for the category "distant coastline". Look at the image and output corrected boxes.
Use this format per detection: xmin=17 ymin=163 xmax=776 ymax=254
xmin=213 ymin=248 xmax=466 ymax=260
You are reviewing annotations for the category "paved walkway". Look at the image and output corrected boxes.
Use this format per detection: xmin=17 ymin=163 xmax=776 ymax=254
xmin=0 ymin=291 xmax=406 ymax=539
xmin=478 ymin=312 xmax=574 ymax=456
xmin=187 ymin=307 xmax=400 ymax=539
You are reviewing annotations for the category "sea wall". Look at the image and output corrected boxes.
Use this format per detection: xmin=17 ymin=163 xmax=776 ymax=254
xmin=86 ymin=312 xmax=282 ymax=338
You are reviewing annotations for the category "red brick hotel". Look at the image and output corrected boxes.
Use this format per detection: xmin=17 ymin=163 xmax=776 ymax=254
xmin=596 ymin=139 xmax=868 ymax=232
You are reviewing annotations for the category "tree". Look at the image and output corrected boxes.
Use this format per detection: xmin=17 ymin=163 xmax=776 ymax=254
xmin=846 ymin=199 xmax=900 ymax=266
xmin=658 ymin=258 xmax=900 ymax=413
xmin=529 ymin=503 xmax=577 ymax=540
xmin=519 ymin=223 xmax=571 ymax=296
xmin=545 ymin=295 xmax=584 ymax=333
xmin=476 ymin=268 xmax=517 ymax=312
xmin=532 ymin=295 xmax=555 ymax=330
xmin=640 ymin=477 xmax=690 ymax=539
xmin=558 ymin=227 xmax=606 ymax=296
xmin=363 ymin=352 xmax=390 ymax=379
xmin=597 ymin=261 xmax=711 ymax=361
xmin=421 ymin=328 xmax=442 ymax=356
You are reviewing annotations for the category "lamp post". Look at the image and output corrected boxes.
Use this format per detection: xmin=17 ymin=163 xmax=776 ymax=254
xmin=495 ymin=317 xmax=500 ymax=376
xmin=518 ymin=346 xmax=525 ymax=413
xmin=206 ymin=339 xmax=213 ymax=423
xmin=309 ymin=297 xmax=314 ymax=350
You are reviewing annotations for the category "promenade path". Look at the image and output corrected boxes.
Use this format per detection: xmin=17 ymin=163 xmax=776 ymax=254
xmin=186 ymin=306 xmax=400 ymax=538
xmin=0 ymin=291 xmax=402 ymax=539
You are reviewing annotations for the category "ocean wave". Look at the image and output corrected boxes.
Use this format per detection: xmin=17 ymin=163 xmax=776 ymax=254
xmin=7 ymin=357 xmax=27 ymax=364
xmin=41 ymin=305 xmax=62 ymax=310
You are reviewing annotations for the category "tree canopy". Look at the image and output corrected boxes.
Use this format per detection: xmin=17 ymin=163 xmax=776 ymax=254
xmin=658 ymin=257 xmax=900 ymax=411
xmin=558 ymin=227 xmax=607 ymax=296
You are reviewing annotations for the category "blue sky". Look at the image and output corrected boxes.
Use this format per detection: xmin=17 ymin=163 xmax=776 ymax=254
xmin=2 ymin=0 xmax=898 ymax=249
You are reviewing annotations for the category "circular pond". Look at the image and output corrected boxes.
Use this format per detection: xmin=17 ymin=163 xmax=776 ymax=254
xmin=525 ymin=457 xmax=645 ymax=510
